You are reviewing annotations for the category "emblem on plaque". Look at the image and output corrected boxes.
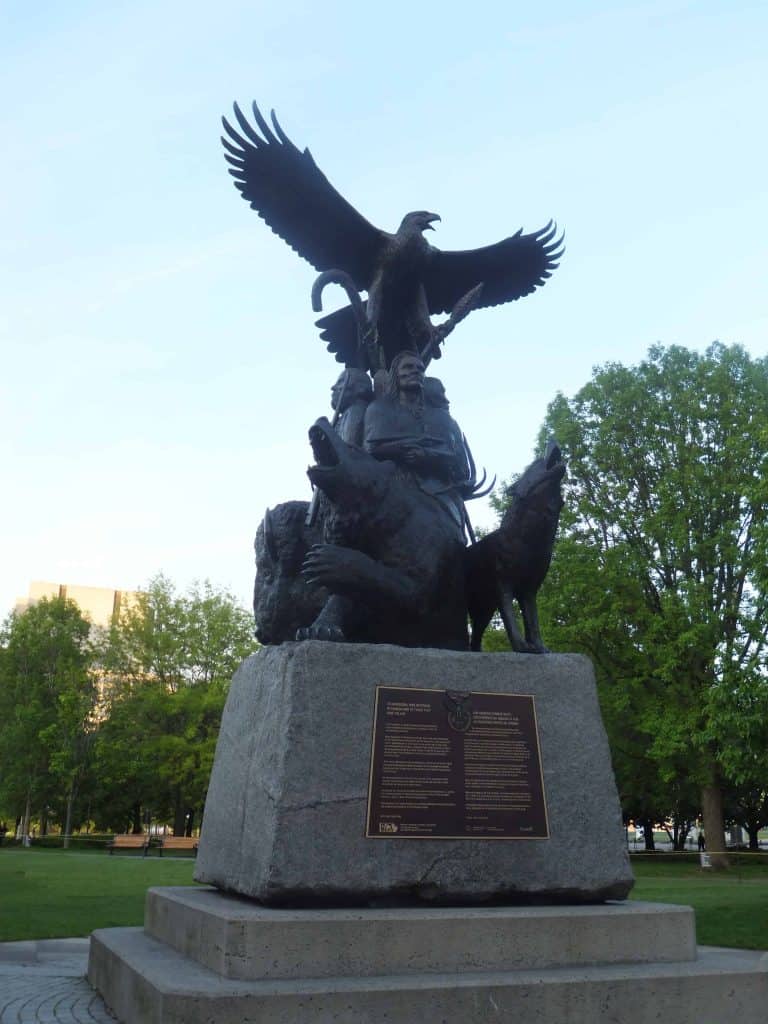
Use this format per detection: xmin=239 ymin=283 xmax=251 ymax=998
xmin=444 ymin=690 xmax=473 ymax=733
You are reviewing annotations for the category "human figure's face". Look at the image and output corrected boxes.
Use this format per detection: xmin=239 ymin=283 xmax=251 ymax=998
xmin=330 ymin=372 xmax=347 ymax=411
xmin=396 ymin=355 xmax=425 ymax=395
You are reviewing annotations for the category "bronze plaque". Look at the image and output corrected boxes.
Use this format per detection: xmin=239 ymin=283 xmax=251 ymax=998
xmin=365 ymin=686 xmax=549 ymax=840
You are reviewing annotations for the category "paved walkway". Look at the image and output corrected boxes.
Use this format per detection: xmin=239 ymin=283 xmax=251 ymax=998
xmin=0 ymin=939 xmax=114 ymax=1023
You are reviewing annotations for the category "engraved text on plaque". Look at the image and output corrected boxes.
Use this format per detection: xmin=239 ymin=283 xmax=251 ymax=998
xmin=365 ymin=686 xmax=549 ymax=839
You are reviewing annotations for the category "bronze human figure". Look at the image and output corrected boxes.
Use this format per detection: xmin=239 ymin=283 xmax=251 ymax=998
xmin=363 ymin=352 xmax=469 ymax=532
xmin=330 ymin=368 xmax=372 ymax=448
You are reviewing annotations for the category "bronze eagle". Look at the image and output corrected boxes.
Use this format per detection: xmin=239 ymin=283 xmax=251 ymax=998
xmin=222 ymin=102 xmax=563 ymax=369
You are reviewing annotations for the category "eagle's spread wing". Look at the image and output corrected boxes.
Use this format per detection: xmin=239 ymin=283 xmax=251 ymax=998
xmin=222 ymin=103 xmax=385 ymax=291
xmin=423 ymin=222 xmax=563 ymax=315
xmin=315 ymin=304 xmax=362 ymax=365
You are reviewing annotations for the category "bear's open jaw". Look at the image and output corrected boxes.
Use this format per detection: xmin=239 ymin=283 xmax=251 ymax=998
xmin=309 ymin=423 xmax=339 ymax=470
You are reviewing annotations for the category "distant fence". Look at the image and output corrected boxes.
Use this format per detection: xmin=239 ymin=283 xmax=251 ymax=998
xmin=630 ymin=850 xmax=768 ymax=875
xmin=2 ymin=834 xmax=765 ymax=866
xmin=0 ymin=833 xmax=119 ymax=850
xmin=0 ymin=833 xmax=197 ymax=850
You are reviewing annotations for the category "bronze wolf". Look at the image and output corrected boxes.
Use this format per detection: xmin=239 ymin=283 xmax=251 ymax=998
xmin=465 ymin=441 xmax=565 ymax=653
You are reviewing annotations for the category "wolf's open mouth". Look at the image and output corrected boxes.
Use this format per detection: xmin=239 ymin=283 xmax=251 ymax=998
xmin=309 ymin=424 xmax=339 ymax=468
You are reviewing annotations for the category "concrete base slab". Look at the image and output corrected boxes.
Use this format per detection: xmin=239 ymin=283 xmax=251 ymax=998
xmin=145 ymin=886 xmax=696 ymax=979
xmin=89 ymin=897 xmax=768 ymax=1024
xmin=89 ymin=927 xmax=767 ymax=1024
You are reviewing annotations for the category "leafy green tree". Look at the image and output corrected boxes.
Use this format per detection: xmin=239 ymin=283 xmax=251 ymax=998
xmin=724 ymin=782 xmax=768 ymax=851
xmin=717 ymin=673 xmax=768 ymax=850
xmin=103 ymin=575 xmax=254 ymax=692
xmin=534 ymin=343 xmax=768 ymax=865
xmin=89 ymin=684 xmax=167 ymax=833
xmin=95 ymin=575 xmax=255 ymax=833
xmin=0 ymin=597 xmax=97 ymax=841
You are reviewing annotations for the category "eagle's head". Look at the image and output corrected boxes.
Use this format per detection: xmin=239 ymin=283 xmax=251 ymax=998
xmin=398 ymin=211 xmax=441 ymax=236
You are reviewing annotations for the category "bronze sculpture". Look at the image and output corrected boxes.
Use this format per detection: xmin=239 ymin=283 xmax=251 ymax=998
xmin=330 ymin=368 xmax=372 ymax=448
xmin=227 ymin=99 xmax=566 ymax=652
xmin=222 ymin=102 xmax=562 ymax=371
xmin=299 ymin=418 xmax=469 ymax=649
xmin=466 ymin=441 xmax=566 ymax=652
xmin=253 ymin=501 xmax=326 ymax=645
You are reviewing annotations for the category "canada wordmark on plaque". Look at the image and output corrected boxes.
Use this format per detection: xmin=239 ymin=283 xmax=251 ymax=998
xmin=365 ymin=686 xmax=549 ymax=839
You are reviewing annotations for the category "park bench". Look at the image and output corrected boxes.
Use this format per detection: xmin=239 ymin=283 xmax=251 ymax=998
xmin=106 ymin=833 xmax=149 ymax=856
xmin=157 ymin=835 xmax=198 ymax=857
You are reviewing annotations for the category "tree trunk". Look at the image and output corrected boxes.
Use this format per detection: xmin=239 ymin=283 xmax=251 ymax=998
xmin=21 ymin=789 xmax=32 ymax=844
xmin=63 ymin=779 xmax=75 ymax=849
xmin=674 ymin=818 xmax=693 ymax=851
xmin=185 ymin=809 xmax=195 ymax=837
xmin=745 ymin=823 xmax=761 ymax=852
xmin=640 ymin=816 xmax=656 ymax=851
xmin=701 ymin=782 xmax=729 ymax=868
xmin=131 ymin=803 xmax=143 ymax=834
xmin=173 ymin=788 xmax=185 ymax=836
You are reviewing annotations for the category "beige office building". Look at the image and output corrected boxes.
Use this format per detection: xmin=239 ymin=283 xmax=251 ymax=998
xmin=15 ymin=581 xmax=138 ymax=628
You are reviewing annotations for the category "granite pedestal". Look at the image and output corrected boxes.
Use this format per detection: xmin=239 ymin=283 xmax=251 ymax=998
xmin=194 ymin=642 xmax=633 ymax=903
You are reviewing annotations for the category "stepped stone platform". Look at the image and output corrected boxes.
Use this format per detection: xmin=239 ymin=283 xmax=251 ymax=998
xmin=88 ymin=887 xmax=768 ymax=1023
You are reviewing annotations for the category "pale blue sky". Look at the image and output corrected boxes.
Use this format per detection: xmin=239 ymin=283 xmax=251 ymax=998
xmin=2 ymin=0 xmax=766 ymax=616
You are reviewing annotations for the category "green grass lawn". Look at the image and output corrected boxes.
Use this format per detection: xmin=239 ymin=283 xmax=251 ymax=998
xmin=1 ymin=848 xmax=767 ymax=950
xmin=631 ymin=858 xmax=768 ymax=950
xmin=0 ymin=847 xmax=197 ymax=941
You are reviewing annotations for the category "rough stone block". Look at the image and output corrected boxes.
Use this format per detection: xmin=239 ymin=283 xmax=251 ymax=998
xmin=195 ymin=642 xmax=633 ymax=904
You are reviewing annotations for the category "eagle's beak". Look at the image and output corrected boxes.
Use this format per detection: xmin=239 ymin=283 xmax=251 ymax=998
xmin=425 ymin=213 xmax=441 ymax=231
